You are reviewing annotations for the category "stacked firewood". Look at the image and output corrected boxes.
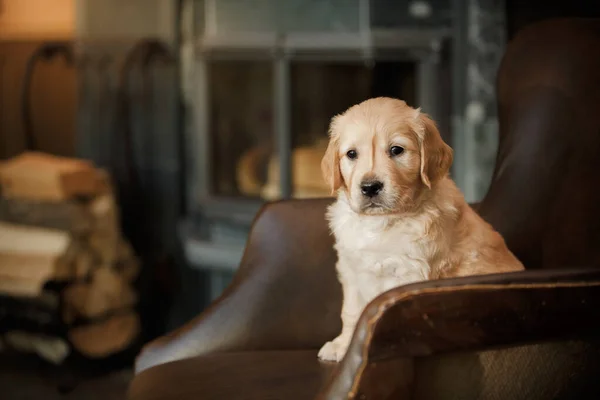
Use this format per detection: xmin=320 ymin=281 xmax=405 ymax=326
xmin=0 ymin=152 xmax=140 ymax=364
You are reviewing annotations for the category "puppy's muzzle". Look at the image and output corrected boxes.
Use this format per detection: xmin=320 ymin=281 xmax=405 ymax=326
xmin=360 ymin=180 xmax=384 ymax=198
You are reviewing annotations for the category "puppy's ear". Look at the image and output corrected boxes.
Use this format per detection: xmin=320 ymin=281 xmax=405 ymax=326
xmin=321 ymin=117 xmax=343 ymax=194
xmin=418 ymin=113 xmax=453 ymax=188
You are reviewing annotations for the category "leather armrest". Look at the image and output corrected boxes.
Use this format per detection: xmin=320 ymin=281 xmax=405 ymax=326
xmin=135 ymin=199 xmax=341 ymax=373
xmin=323 ymin=267 xmax=600 ymax=398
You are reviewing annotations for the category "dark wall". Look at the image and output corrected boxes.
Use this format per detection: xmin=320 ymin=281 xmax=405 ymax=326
xmin=506 ymin=1 xmax=600 ymax=40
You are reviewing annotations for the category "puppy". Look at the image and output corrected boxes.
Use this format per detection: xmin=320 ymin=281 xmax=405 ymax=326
xmin=318 ymin=97 xmax=524 ymax=362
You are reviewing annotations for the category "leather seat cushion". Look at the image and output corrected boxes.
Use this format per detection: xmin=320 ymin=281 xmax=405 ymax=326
xmin=128 ymin=350 xmax=334 ymax=400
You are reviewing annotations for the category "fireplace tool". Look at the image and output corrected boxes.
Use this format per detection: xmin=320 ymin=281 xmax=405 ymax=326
xmin=77 ymin=52 xmax=114 ymax=167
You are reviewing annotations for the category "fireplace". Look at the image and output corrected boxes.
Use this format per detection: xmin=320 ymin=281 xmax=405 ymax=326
xmin=180 ymin=0 xmax=452 ymax=300
xmin=207 ymin=60 xmax=418 ymax=200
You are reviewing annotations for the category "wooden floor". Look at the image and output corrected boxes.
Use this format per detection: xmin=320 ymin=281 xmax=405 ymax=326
xmin=0 ymin=353 xmax=131 ymax=400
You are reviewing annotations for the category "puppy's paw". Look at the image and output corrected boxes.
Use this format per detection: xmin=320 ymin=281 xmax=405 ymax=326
xmin=318 ymin=337 xmax=350 ymax=362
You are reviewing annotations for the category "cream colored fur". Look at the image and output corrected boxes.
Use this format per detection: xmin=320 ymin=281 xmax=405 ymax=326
xmin=318 ymin=97 xmax=524 ymax=362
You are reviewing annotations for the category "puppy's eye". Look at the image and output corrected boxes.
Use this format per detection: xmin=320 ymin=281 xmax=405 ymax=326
xmin=346 ymin=150 xmax=358 ymax=160
xmin=389 ymin=146 xmax=404 ymax=156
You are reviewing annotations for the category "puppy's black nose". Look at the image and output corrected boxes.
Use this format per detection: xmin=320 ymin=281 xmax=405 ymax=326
xmin=360 ymin=181 xmax=384 ymax=197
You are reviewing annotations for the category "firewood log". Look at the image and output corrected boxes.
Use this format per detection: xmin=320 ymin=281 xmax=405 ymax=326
xmin=0 ymin=152 xmax=103 ymax=201
xmin=0 ymin=293 xmax=62 ymax=333
xmin=0 ymin=223 xmax=78 ymax=296
xmin=0 ymin=221 xmax=70 ymax=254
xmin=115 ymin=240 xmax=141 ymax=283
xmin=87 ymin=192 xmax=121 ymax=265
xmin=0 ymin=276 xmax=47 ymax=298
xmin=0 ymin=223 xmax=91 ymax=293
xmin=0 ymin=196 xmax=93 ymax=234
xmin=68 ymin=312 xmax=140 ymax=358
xmin=62 ymin=268 xmax=137 ymax=320
xmin=3 ymin=331 xmax=70 ymax=364
xmin=0 ymin=253 xmax=71 ymax=282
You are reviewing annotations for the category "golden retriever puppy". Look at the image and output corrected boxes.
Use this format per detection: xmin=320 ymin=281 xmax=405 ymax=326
xmin=318 ymin=97 xmax=524 ymax=362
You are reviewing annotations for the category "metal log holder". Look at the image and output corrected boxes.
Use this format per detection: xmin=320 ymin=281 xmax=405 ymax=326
xmin=20 ymin=42 xmax=75 ymax=151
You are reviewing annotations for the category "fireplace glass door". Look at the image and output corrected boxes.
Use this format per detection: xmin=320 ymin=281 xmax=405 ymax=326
xmin=207 ymin=60 xmax=274 ymax=198
xmin=206 ymin=59 xmax=417 ymax=201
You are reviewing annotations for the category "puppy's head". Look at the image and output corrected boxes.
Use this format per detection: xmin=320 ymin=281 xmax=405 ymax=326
xmin=321 ymin=97 xmax=453 ymax=215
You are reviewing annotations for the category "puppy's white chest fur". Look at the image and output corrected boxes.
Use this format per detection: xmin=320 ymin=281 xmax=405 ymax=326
xmin=328 ymin=195 xmax=435 ymax=304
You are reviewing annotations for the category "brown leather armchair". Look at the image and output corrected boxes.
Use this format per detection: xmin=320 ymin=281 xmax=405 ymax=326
xmin=128 ymin=19 xmax=600 ymax=400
